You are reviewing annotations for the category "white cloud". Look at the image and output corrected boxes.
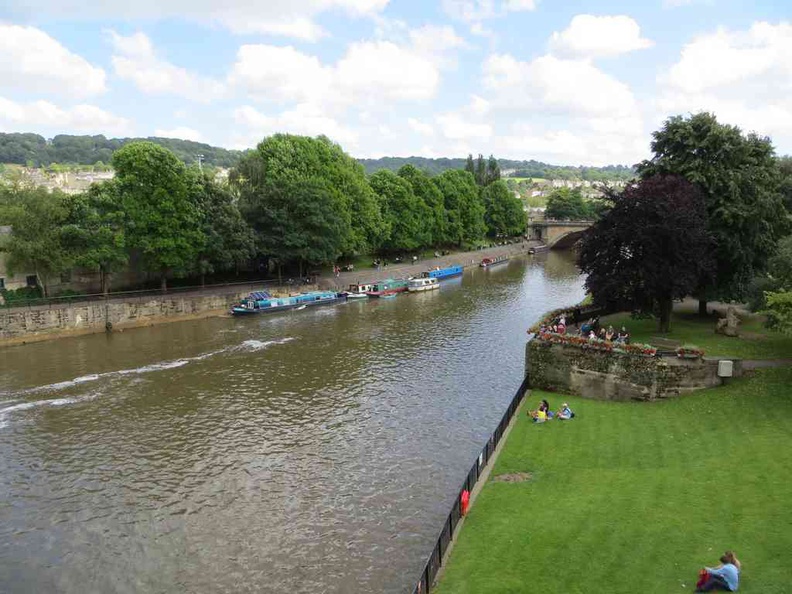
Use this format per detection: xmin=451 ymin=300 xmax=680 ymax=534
xmin=549 ymin=15 xmax=653 ymax=59
xmin=657 ymin=22 xmax=792 ymax=150
xmin=0 ymin=96 xmax=131 ymax=135
xmin=483 ymin=53 xmax=638 ymax=117
xmin=108 ymin=31 xmax=225 ymax=102
xmin=442 ymin=0 xmax=535 ymax=24
xmin=409 ymin=24 xmax=467 ymax=67
xmin=232 ymin=104 xmax=358 ymax=148
xmin=5 ymin=0 xmax=390 ymax=41
xmin=153 ymin=127 xmax=205 ymax=142
xmin=437 ymin=112 xmax=493 ymax=140
xmin=230 ymin=40 xmax=439 ymax=108
xmin=408 ymin=118 xmax=435 ymax=136
xmin=0 ymin=24 xmax=106 ymax=99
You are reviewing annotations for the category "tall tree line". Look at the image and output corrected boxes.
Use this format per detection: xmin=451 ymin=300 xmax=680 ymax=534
xmin=1 ymin=135 xmax=527 ymax=295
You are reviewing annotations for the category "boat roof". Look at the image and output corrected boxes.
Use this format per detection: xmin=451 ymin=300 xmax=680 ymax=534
xmin=249 ymin=291 xmax=271 ymax=300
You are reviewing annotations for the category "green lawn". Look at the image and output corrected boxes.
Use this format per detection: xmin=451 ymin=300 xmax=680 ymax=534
xmin=435 ymin=368 xmax=792 ymax=594
xmin=602 ymin=311 xmax=792 ymax=360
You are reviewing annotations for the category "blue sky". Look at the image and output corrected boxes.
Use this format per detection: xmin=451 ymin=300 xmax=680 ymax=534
xmin=1 ymin=0 xmax=790 ymax=165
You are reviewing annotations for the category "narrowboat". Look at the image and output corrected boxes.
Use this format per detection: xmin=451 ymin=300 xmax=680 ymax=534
xmin=408 ymin=277 xmax=439 ymax=292
xmin=480 ymin=255 xmax=509 ymax=268
xmin=528 ymin=245 xmax=549 ymax=254
xmin=421 ymin=264 xmax=464 ymax=280
xmin=343 ymin=283 xmax=373 ymax=299
xmin=231 ymin=290 xmax=345 ymax=316
xmin=366 ymin=279 xmax=409 ymax=297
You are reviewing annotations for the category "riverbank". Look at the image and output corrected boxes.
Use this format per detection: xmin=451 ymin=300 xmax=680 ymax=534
xmin=434 ymin=310 xmax=792 ymax=593
xmin=0 ymin=242 xmax=540 ymax=348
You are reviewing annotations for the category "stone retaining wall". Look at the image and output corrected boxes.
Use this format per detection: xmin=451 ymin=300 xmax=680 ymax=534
xmin=0 ymin=290 xmax=253 ymax=347
xmin=525 ymin=340 xmax=743 ymax=401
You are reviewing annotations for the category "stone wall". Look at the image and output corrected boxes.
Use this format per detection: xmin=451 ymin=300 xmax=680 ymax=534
xmin=525 ymin=340 xmax=743 ymax=401
xmin=0 ymin=290 xmax=252 ymax=346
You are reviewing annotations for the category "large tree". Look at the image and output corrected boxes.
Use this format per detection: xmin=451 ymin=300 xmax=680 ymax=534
xmin=545 ymin=187 xmax=592 ymax=220
xmin=433 ymin=170 xmax=486 ymax=246
xmin=481 ymin=180 xmax=526 ymax=237
xmin=636 ymin=112 xmax=789 ymax=315
xmin=578 ymin=175 xmax=714 ymax=333
xmin=61 ymin=182 xmax=127 ymax=295
xmin=0 ymin=180 xmax=72 ymax=297
xmin=369 ymin=170 xmax=430 ymax=253
xmin=188 ymin=170 xmax=255 ymax=284
xmin=397 ymin=164 xmax=448 ymax=246
xmin=232 ymin=134 xmax=384 ymax=258
xmin=112 ymin=141 xmax=204 ymax=290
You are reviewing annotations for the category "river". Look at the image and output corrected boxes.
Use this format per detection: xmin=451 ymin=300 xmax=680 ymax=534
xmin=0 ymin=252 xmax=584 ymax=594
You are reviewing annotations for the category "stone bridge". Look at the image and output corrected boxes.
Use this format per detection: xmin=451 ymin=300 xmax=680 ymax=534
xmin=528 ymin=220 xmax=592 ymax=249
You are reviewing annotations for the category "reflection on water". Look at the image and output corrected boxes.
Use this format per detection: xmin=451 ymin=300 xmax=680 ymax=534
xmin=0 ymin=252 xmax=583 ymax=593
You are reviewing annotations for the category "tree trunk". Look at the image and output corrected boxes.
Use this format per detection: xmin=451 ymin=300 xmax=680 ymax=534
xmin=201 ymin=272 xmax=206 ymax=287
xmin=658 ymin=297 xmax=673 ymax=333
xmin=101 ymin=266 xmax=110 ymax=297
xmin=160 ymin=274 xmax=168 ymax=293
xmin=698 ymin=298 xmax=708 ymax=317
xmin=299 ymin=259 xmax=304 ymax=279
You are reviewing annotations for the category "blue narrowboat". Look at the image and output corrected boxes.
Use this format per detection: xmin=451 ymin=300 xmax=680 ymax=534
xmin=231 ymin=290 xmax=345 ymax=316
xmin=421 ymin=264 xmax=464 ymax=280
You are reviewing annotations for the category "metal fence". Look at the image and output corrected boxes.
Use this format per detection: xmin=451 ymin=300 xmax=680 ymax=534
xmin=0 ymin=277 xmax=299 ymax=311
xmin=411 ymin=372 xmax=532 ymax=594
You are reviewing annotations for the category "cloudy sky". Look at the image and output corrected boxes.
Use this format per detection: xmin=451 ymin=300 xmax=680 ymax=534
xmin=1 ymin=0 xmax=790 ymax=165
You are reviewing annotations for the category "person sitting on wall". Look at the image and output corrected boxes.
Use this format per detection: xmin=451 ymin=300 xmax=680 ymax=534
xmin=599 ymin=327 xmax=607 ymax=340
xmin=588 ymin=330 xmax=597 ymax=340
xmin=617 ymin=327 xmax=630 ymax=344
xmin=695 ymin=551 xmax=741 ymax=592
xmin=556 ymin=403 xmax=575 ymax=420
xmin=605 ymin=325 xmax=615 ymax=341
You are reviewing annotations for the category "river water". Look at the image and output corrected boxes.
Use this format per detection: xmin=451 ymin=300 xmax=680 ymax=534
xmin=0 ymin=252 xmax=583 ymax=594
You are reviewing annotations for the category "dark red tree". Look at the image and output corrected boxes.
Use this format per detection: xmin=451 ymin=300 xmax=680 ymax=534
xmin=578 ymin=174 xmax=714 ymax=333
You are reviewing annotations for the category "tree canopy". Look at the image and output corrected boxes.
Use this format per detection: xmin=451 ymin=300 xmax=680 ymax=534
xmin=433 ymin=170 xmax=487 ymax=246
xmin=544 ymin=187 xmax=602 ymax=220
xmin=481 ymin=180 xmax=527 ymax=237
xmin=636 ymin=112 xmax=789 ymax=310
xmin=397 ymin=164 xmax=448 ymax=246
xmin=112 ymin=141 xmax=204 ymax=289
xmin=578 ymin=175 xmax=714 ymax=332
xmin=370 ymin=169 xmax=431 ymax=253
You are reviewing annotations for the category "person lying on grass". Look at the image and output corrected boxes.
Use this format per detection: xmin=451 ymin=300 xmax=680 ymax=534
xmin=696 ymin=550 xmax=741 ymax=592
xmin=556 ymin=403 xmax=574 ymax=420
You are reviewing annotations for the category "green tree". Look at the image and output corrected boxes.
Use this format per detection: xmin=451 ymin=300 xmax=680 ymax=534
xmin=475 ymin=154 xmax=487 ymax=187
xmin=397 ymin=164 xmax=448 ymax=246
xmin=232 ymin=134 xmax=384 ymax=257
xmin=188 ymin=171 xmax=255 ymax=285
xmin=545 ymin=187 xmax=592 ymax=220
xmin=465 ymin=154 xmax=475 ymax=178
xmin=433 ymin=170 xmax=486 ymax=245
xmin=486 ymin=155 xmax=501 ymax=185
xmin=112 ymin=141 xmax=204 ymax=291
xmin=0 ymin=181 xmax=72 ymax=297
xmin=370 ymin=170 xmax=431 ymax=253
xmin=762 ymin=291 xmax=792 ymax=334
xmin=637 ymin=112 xmax=789 ymax=315
xmin=61 ymin=182 xmax=127 ymax=295
xmin=778 ymin=156 xmax=792 ymax=214
xmin=481 ymin=180 xmax=527 ymax=237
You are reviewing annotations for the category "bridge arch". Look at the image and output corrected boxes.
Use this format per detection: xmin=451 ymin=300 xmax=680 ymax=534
xmin=548 ymin=229 xmax=587 ymax=249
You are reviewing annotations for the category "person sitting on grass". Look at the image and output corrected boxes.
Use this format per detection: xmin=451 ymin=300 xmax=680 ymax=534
xmin=695 ymin=551 xmax=741 ymax=592
xmin=529 ymin=399 xmax=552 ymax=423
xmin=556 ymin=403 xmax=574 ymax=420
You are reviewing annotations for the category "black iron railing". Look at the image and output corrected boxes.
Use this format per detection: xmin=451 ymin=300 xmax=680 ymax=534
xmin=411 ymin=373 xmax=532 ymax=594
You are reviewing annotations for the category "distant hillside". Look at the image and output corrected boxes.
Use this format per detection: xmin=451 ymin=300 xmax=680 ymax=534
xmin=0 ymin=133 xmax=635 ymax=180
xmin=358 ymin=156 xmax=635 ymax=181
xmin=0 ymin=133 xmax=246 ymax=168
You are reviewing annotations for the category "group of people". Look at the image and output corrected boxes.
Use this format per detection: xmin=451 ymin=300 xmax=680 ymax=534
xmin=528 ymin=399 xmax=574 ymax=423
xmin=539 ymin=313 xmax=631 ymax=344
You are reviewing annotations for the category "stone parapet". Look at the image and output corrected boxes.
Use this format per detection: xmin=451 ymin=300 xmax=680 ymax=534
xmin=525 ymin=340 xmax=743 ymax=401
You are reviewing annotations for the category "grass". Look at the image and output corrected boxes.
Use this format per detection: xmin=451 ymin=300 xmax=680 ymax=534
xmin=601 ymin=311 xmax=792 ymax=360
xmin=435 ymin=368 xmax=792 ymax=594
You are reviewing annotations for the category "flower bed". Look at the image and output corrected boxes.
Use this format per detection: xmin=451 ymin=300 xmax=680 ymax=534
xmin=675 ymin=344 xmax=705 ymax=358
xmin=535 ymin=331 xmax=657 ymax=357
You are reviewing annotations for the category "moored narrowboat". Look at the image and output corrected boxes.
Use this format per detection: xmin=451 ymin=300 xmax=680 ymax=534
xmin=480 ymin=255 xmax=509 ymax=268
xmin=408 ymin=277 xmax=439 ymax=292
xmin=343 ymin=283 xmax=373 ymax=299
xmin=421 ymin=264 xmax=463 ymax=280
xmin=231 ymin=290 xmax=345 ymax=316
xmin=366 ymin=279 xmax=409 ymax=297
